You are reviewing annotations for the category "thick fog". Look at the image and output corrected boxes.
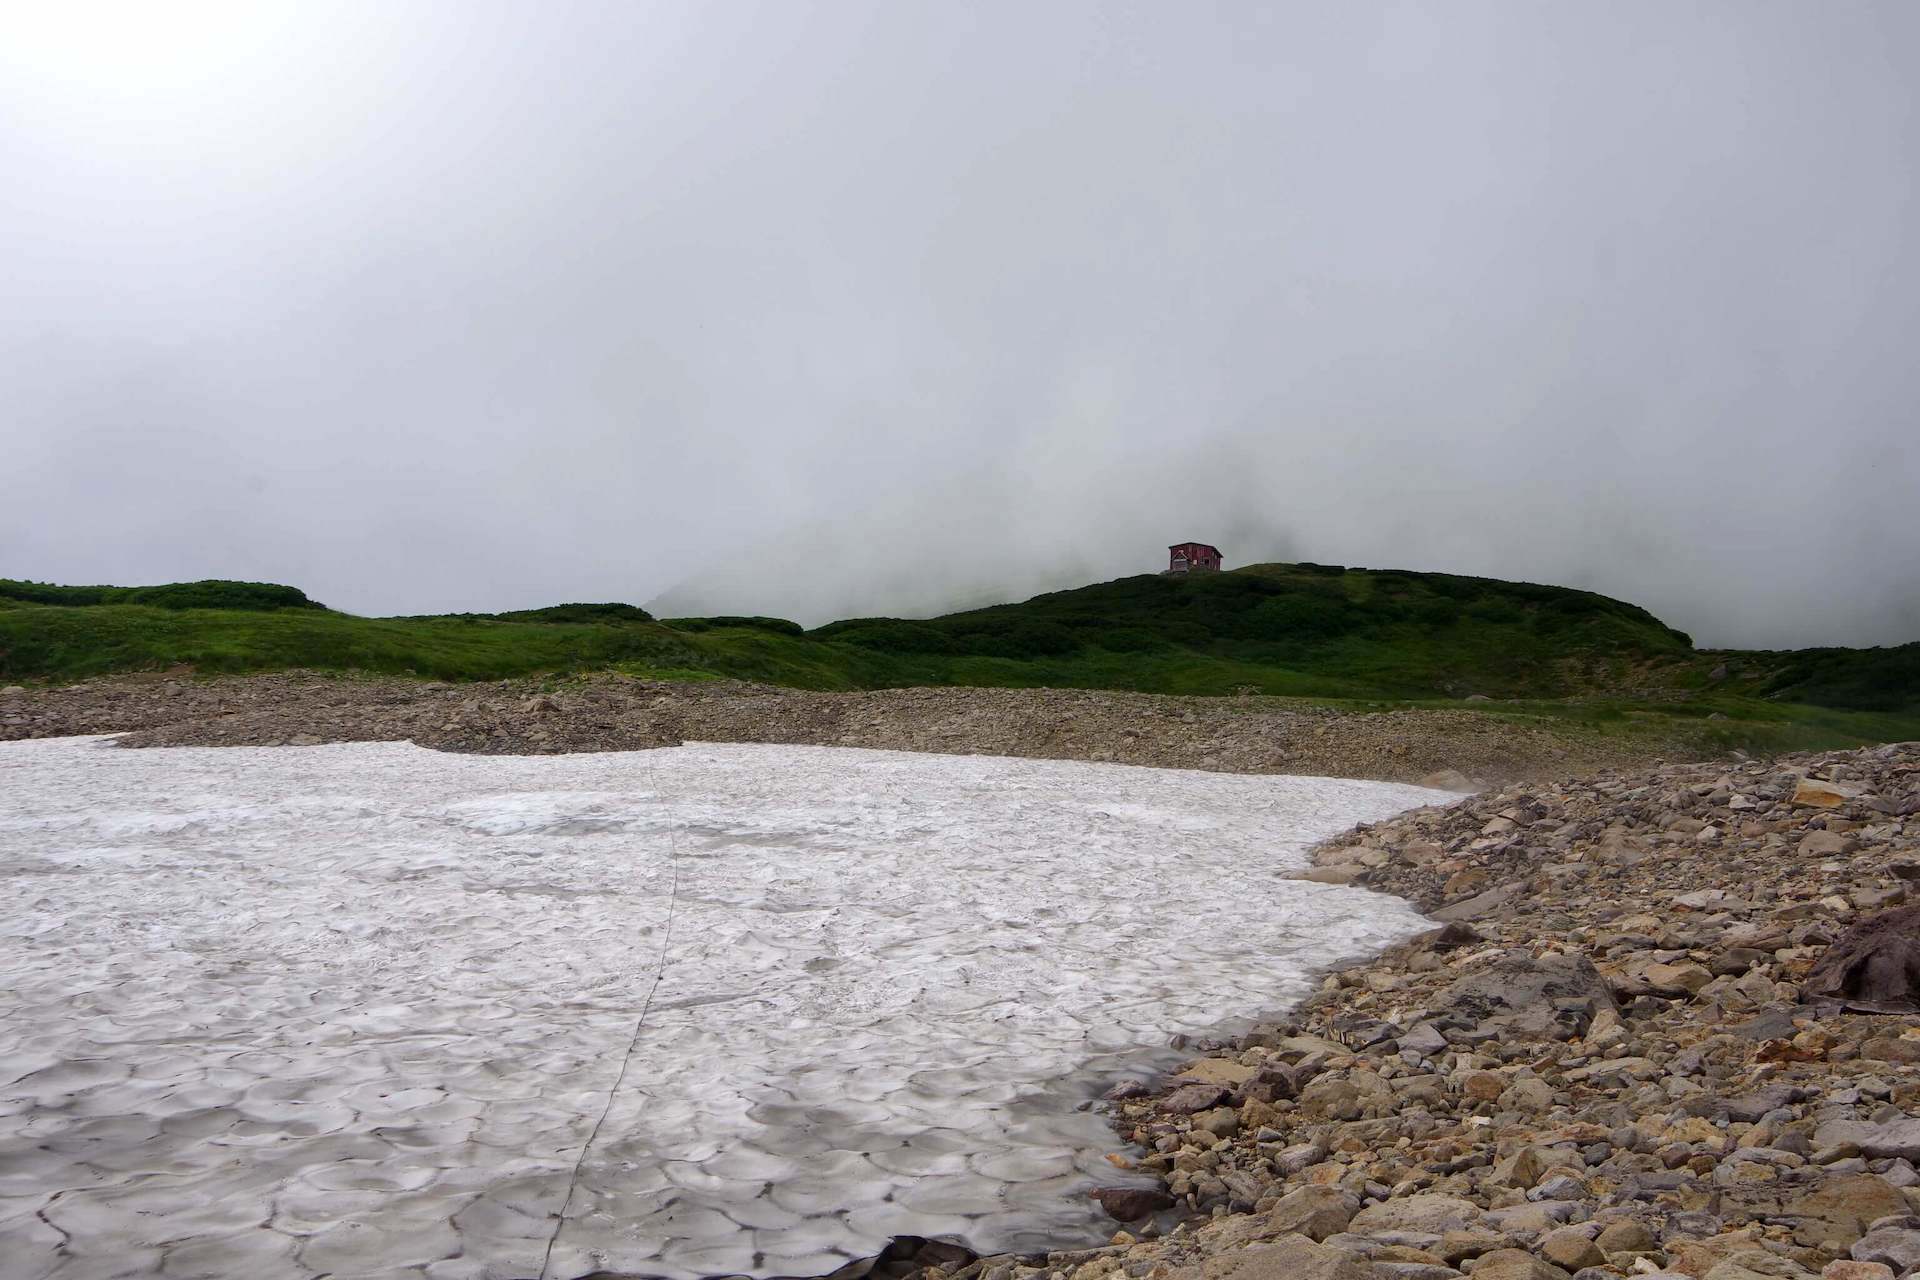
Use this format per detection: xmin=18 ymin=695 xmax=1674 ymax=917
xmin=2 ymin=1 xmax=1915 ymax=648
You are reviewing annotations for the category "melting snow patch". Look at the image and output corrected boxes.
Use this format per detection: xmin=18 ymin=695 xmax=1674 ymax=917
xmin=0 ymin=737 xmax=1441 ymax=1279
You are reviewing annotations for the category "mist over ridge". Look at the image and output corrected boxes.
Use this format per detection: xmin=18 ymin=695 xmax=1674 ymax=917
xmin=3 ymin=2 xmax=1917 ymax=649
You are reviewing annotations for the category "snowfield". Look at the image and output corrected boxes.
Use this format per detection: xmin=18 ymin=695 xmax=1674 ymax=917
xmin=0 ymin=737 xmax=1441 ymax=1279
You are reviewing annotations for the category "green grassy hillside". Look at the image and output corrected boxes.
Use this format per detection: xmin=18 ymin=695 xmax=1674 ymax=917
xmin=0 ymin=587 xmax=690 ymax=682
xmin=1711 ymin=644 xmax=1920 ymax=714
xmin=813 ymin=563 xmax=1698 ymax=699
xmin=3 ymin=566 xmax=1916 ymax=753
xmin=0 ymin=577 xmax=324 ymax=611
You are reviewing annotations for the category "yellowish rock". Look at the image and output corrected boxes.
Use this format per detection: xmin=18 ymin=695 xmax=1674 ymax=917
xmin=1175 ymin=1058 xmax=1258 ymax=1087
xmin=1644 ymin=960 xmax=1715 ymax=994
xmin=1792 ymin=777 xmax=1860 ymax=807
xmin=1461 ymin=1070 xmax=1506 ymax=1102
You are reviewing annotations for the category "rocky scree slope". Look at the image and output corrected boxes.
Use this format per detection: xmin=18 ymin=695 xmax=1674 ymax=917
xmin=0 ymin=672 xmax=1657 ymax=784
xmin=935 ymin=742 xmax=1920 ymax=1280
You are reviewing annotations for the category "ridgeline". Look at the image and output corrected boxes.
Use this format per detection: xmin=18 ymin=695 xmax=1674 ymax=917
xmin=2 ymin=567 xmax=1915 ymax=755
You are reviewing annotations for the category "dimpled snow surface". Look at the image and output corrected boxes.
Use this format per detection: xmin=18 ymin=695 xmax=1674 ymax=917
xmin=0 ymin=737 xmax=1442 ymax=1280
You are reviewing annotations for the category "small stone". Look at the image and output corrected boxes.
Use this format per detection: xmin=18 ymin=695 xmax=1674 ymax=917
xmin=1805 ymin=905 xmax=1920 ymax=1013
xmin=1531 ymin=1175 xmax=1587 ymax=1202
xmin=1850 ymin=1225 xmax=1920 ymax=1273
xmin=1291 ymin=866 xmax=1368 ymax=885
xmin=1201 ymin=1232 xmax=1380 ymax=1280
xmin=1642 ymin=961 xmax=1715 ymax=995
xmin=1466 ymin=1248 xmax=1572 ymax=1279
xmin=1824 ymin=1262 xmax=1895 ymax=1280
xmin=1794 ymin=778 xmax=1862 ymax=807
xmin=1800 ymin=830 xmax=1857 ymax=856
xmin=1595 ymin=1220 xmax=1656 ymax=1255
xmin=1860 ymin=1037 xmax=1920 ymax=1065
xmin=1402 ymin=1022 xmax=1450 ymax=1056
xmin=1177 ymin=1058 xmax=1259 ymax=1087
xmin=1676 ymin=889 xmax=1746 ymax=911
xmin=1350 ymin=1193 xmax=1486 ymax=1236
xmin=1539 ymin=1226 xmax=1607 ymax=1271
xmin=1500 ymin=1078 xmax=1557 ymax=1114
xmin=1275 ymin=1141 xmax=1332 ymax=1174
xmin=1256 ymin=1186 xmax=1359 ymax=1242
xmin=1463 ymin=1071 xmax=1507 ymax=1102
xmin=1163 ymin=1083 xmax=1232 ymax=1114
xmin=1092 ymin=1185 xmax=1175 ymax=1221
xmin=1432 ymin=881 xmax=1527 ymax=923
xmin=1437 ymin=1228 xmax=1516 ymax=1264
xmin=1490 ymin=1147 xmax=1549 ymax=1190
xmin=1299 ymin=1076 xmax=1365 ymax=1120
xmin=1194 ymin=1106 xmax=1241 ymax=1137
xmin=1484 ymin=1201 xmax=1583 ymax=1236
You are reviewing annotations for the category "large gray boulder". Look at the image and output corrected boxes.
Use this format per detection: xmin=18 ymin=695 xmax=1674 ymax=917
xmin=1179 ymin=1232 xmax=1377 ymax=1280
xmin=1349 ymin=1193 xmax=1486 ymax=1236
xmin=1815 ymin=1115 xmax=1920 ymax=1162
xmin=1852 ymin=1225 xmax=1920 ymax=1273
xmin=1435 ymin=950 xmax=1618 ymax=1040
xmin=1804 ymin=905 xmax=1920 ymax=1013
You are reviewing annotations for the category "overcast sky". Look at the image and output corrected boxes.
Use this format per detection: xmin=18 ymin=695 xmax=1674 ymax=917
xmin=3 ymin=1 xmax=1916 ymax=647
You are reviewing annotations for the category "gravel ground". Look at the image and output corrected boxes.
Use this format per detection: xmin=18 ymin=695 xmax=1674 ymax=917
xmin=0 ymin=672 xmax=1662 ymax=786
xmin=1011 ymin=741 xmax=1920 ymax=1280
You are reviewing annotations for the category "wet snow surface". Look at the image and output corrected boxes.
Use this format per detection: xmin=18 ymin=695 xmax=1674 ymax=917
xmin=0 ymin=737 xmax=1440 ymax=1280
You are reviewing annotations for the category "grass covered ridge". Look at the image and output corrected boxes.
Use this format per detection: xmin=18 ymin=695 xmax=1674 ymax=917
xmin=0 ymin=578 xmax=324 ymax=612
xmin=813 ymin=563 xmax=1697 ymax=700
xmin=1 ymin=566 xmax=1915 ymax=752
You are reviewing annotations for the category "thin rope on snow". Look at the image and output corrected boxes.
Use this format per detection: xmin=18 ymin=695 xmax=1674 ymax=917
xmin=538 ymin=750 xmax=683 ymax=1280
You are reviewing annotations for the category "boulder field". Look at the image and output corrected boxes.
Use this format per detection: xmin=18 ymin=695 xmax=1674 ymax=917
xmin=2 ymin=671 xmax=1665 ymax=785
xmin=867 ymin=742 xmax=1920 ymax=1280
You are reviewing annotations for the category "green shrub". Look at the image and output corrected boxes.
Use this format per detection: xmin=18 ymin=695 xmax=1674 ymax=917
xmin=491 ymin=602 xmax=654 ymax=624
xmin=0 ymin=578 xmax=322 ymax=611
xmin=1244 ymin=594 xmax=1356 ymax=640
xmin=1758 ymin=643 xmax=1920 ymax=712
xmin=0 ymin=581 xmax=119 ymax=606
xmin=811 ymin=619 xmax=958 ymax=654
xmin=1093 ymin=627 xmax=1166 ymax=653
xmin=1468 ymin=597 xmax=1523 ymax=625
xmin=125 ymin=581 xmax=324 ymax=611
xmin=0 ymin=560 xmax=1751 ymax=707
xmin=664 ymin=616 xmax=804 ymax=637
xmin=941 ymin=616 xmax=1080 ymax=659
